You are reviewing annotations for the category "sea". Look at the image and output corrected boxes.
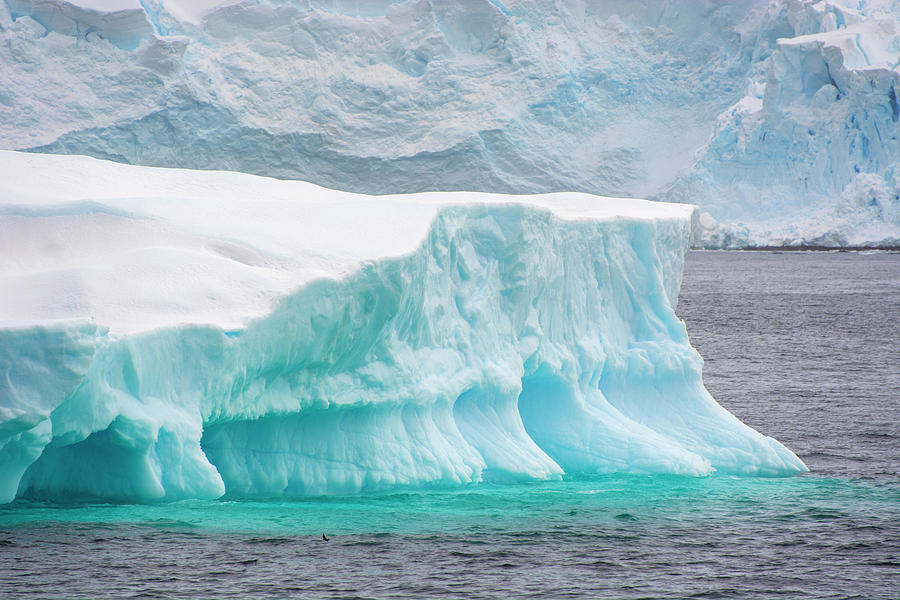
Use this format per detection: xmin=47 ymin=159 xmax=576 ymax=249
xmin=1 ymin=251 xmax=898 ymax=600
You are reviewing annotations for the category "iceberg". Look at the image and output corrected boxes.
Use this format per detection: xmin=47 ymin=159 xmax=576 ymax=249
xmin=0 ymin=151 xmax=807 ymax=503
xmin=0 ymin=0 xmax=897 ymax=247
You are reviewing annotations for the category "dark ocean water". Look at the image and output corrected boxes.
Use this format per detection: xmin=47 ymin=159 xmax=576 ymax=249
xmin=1 ymin=251 xmax=898 ymax=600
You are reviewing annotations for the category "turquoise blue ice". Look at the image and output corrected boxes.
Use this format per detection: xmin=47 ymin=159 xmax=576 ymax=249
xmin=0 ymin=152 xmax=806 ymax=504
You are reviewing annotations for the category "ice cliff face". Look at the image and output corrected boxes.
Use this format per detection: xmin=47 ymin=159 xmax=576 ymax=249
xmin=662 ymin=0 xmax=900 ymax=247
xmin=2 ymin=0 xmax=765 ymax=199
xmin=1 ymin=0 xmax=897 ymax=247
xmin=0 ymin=151 xmax=806 ymax=503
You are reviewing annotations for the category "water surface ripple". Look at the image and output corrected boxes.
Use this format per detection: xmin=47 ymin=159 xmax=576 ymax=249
xmin=1 ymin=251 xmax=897 ymax=599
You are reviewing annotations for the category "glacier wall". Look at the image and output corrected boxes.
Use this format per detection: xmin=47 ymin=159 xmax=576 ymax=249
xmin=661 ymin=0 xmax=900 ymax=247
xmin=0 ymin=151 xmax=806 ymax=503
xmin=1 ymin=0 xmax=897 ymax=246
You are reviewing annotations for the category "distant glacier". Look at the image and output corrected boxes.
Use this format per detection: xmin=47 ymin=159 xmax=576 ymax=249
xmin=1 ymin=0 xmax=897 ymax=247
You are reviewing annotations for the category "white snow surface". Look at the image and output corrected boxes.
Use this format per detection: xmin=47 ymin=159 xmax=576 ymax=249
xmin=1 ymin=0 xmax=897 ymax=247
xmin=0 ymin=151 xmax=806 ymax=503
xmin=0 ymin=150 xmax=690 ymax=334
xmin=60 ymin=0 xmax=138 ymax=11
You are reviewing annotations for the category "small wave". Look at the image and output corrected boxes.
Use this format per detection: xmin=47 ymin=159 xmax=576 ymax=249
xmin=615 ymin=513 xmax=639 ymax=521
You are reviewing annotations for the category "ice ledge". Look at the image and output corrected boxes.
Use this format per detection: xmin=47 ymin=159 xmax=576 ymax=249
xmin=0 ymin=150 xmax=694 ymax=334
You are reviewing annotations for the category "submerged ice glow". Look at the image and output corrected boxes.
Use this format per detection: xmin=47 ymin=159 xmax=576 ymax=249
xmin=0 ymin=152 xmax=806 ymax=504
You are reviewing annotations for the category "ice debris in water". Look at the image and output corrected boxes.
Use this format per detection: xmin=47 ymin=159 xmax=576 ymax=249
xmin=0 ymin=151 xmax=807 ymax=503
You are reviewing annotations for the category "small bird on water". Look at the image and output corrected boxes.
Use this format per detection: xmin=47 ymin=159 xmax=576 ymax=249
xmin=322 ymin=533 xmax=329 ymax=541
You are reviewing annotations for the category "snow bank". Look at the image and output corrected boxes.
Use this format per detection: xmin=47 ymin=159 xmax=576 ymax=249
xmin=0 ymin=151 xmax=806 ymax=503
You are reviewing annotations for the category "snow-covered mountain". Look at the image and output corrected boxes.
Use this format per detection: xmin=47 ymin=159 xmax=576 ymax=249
xmin=1 ymin=0 xmax=898 ymax=247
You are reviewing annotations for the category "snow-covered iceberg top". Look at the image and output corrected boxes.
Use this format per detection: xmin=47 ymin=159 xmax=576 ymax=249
xmin=0 ymin=151 xmax=692 ymax=334
xmin=0 ymin=152 xmax=806 ymax=504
